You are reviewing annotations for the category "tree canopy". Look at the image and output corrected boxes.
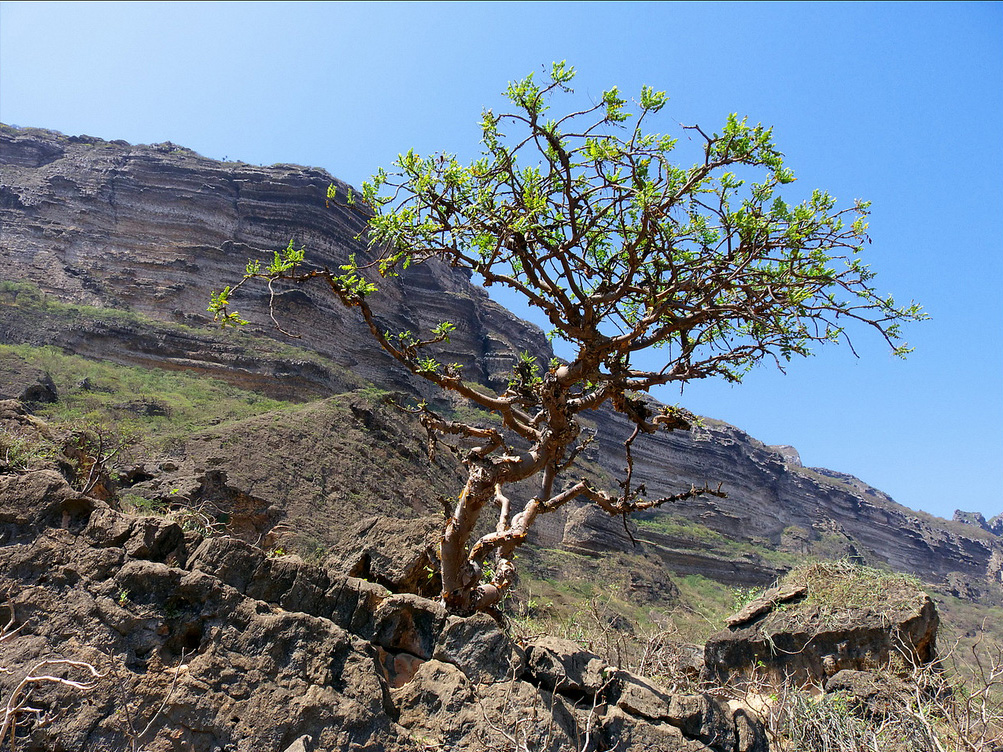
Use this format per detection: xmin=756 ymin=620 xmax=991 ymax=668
xmin=211 ymin=63 xmax=923 ymax=613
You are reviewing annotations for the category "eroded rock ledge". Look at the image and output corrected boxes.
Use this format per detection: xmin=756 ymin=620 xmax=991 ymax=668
xmin=0 ymin=470 xmax=767 ymax=751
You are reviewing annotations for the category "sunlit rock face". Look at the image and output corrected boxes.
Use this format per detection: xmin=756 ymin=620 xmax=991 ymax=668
xmin=2 ymin=124 xmax=1000 ymax=601
xmin=0 ymin=125 xmax=550 ymax=398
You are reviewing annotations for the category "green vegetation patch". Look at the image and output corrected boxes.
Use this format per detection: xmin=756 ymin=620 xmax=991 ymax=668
xmin=1 ymin=280 xmax=151 ymax=327
xmin=636 ymin=511 xmax=804 ymax=571
xmin=635 ymin=512 xmax=729 ymax=542
xmin=0 ymin=426 xmax=59 ymax=473
xmin=0 ymin=344 xmax=293 ymax=449
xmin=0 ymin=280 xmax=365 ymax=396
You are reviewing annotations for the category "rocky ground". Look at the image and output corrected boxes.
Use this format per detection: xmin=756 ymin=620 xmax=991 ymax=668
xmin=2 ymin=464 xmax=782 ymax=751
xmin=2 ymin=457 xmax=959 ymax=751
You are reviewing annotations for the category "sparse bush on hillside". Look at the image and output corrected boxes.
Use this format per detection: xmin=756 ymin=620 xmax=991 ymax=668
xmin=770 ymin=686 xmax=935 ymax=752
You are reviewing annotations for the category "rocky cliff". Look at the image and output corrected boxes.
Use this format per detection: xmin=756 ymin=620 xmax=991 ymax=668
xmin=2 ymin=124 xmax=1001 ymax=604
xmin=0 ymin=125 xmax=548 ymax=400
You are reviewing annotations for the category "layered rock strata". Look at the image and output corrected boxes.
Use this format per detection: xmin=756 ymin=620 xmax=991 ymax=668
xmin=0 ymin=125 xmax=549 ymax=399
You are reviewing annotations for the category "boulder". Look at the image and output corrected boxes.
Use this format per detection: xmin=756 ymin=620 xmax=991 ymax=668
xmin=18 ymin=372 xmax=58 ymax=404
xmin=367 ymin=593 xmax=447 ymax=660
xmin=824 ymin=668 xmax=910 ymax=720
xmin=392 ymin=658 xmax=580 ymax=751
xmin=1 ymin=469 xmax=90 ymax=532
xmin=705 ymin=562 xmax=939 ymax=688
xmin=598 ymin=706 xmax=714 ymax=752
xmin=525 ymin=635 xmax=609 ymax=695
xmin=188 ymin=535 xmax=267 ymax=593
xmin=522 ymin=637 xmax=762 ymax=752
xmin=0 ymin=361 xmax=58 ymax=403
xmin=329 ymin=514 xmax=442 ymax=597
xmin=434 ymin=611 xmax=525 ymax=684
xmin=122 ymin=514 xmax=187 ymax=564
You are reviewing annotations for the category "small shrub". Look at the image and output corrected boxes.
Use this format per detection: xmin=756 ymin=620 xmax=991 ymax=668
xmin=120 ymin=493 xmax=166 ymax=516
xmin=0 ymin=428 xmax=56 ymax=472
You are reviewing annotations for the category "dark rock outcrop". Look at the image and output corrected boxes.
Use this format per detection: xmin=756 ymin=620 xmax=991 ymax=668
xmin=9 ymin=371 xmax=57 ymax=404
xmin=0 ymin=470 xmax=767 ymax=751
xmin=704 ymin=563 xmax=939 ymax=689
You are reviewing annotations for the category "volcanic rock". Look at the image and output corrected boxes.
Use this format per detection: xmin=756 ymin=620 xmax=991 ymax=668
xmin=0 ymin=467 xmax=767 ymax=751
xmin=704 ymin=562 xmax=939 ymax=688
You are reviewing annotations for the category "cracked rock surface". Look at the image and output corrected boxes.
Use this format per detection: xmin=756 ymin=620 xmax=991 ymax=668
xmin=0 ymin=470 xmax=767 ymax=751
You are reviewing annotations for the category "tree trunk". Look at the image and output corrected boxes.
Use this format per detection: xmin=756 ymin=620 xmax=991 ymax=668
xmin=439 ymin=463 xmax=497 ymax=613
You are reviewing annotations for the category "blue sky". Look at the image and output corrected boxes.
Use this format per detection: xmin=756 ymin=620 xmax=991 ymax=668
xmin=1 ymin=1 xmax=1001 ymax=520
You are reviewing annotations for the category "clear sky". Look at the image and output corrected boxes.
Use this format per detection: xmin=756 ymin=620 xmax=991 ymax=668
xmin=2 ymin=1 xmax=1001 ymax=521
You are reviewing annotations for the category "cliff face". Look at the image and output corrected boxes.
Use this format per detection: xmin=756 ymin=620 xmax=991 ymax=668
xmin=591 ymin=415 xmax=1003 ymax=594
xmin=0 ymin=125 xmax=549 ymax=399
xmin=2 ymin=124 xmax=1000 ymax=600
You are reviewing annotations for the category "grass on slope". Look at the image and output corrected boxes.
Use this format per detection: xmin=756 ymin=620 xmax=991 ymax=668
xmin=1 ymin=344 xmax=294 ymax=449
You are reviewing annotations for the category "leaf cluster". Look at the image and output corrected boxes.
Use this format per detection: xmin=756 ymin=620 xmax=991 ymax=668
xmin=354 ymin=61 xmax=924 ymax=415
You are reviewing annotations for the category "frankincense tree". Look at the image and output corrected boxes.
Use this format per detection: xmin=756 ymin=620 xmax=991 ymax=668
xmin=210 ymin=63 xmax=923 ymax=614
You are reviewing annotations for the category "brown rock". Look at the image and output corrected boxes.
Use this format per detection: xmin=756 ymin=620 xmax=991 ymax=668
xmin=824 ymin=668 xmax=910 ymax=720
xmin=706 ymin=563 xmax=939 ymax=688
xmin=433 ymin=611 xmax=525 ymax=684
xmin=599 ymin=706 xmax=712 ymax=752
xmin=393 ymin=659 xmax=580 ymax=751
xmin=725 ymin=583 xmax=807 ymax=628
xmin=331 ymin=514 xmax=442 ymax=597
xmin=367 ymin=593 xmax=446 ymax=660
xmin=187 ymin=535 xmax=267 ymax=593
xmin=525 ymin=635 xmax=607 ymax=695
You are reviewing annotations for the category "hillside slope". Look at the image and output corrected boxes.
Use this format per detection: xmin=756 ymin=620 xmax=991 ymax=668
xmin=2 ymin=124 xmax=1001 ymax=605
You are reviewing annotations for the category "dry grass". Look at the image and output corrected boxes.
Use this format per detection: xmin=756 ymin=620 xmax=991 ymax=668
xmin=785 ymin=560 xmax=925 ymax=616
xmin=748 ymin=637 xmax=1003 ymax=752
